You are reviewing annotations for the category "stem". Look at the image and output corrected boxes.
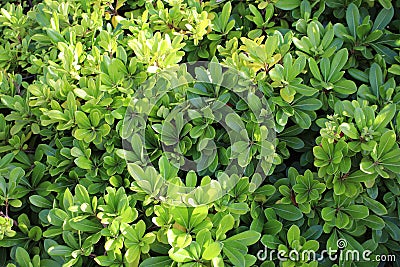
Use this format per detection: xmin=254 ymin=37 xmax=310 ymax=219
xmin=290 ymin=190 xmax=298 ymax=207
xmin=5 ymin=199 xmax=8 ymax=217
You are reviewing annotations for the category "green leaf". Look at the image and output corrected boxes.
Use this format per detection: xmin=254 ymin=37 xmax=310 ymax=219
xmin=227 ymin=202 xmax=250 ymax=215
xmin=261 ymin=235 xmax=281 ymax=249
xmin=287 ymin=225 xmax=300 ymax=245
xmin=202 ymin=242 xmax=222 ymax=260
xmin=378 ymin=0 xmax=392 ymax=8
xmin=189 ymin=206 xmax=209 ymax=228
xmin=307 ymin=21 xmax=321 ymax=47
xmin=225 ymin=230 xmax=261 ymax=246
xmin=169 ymin=247 xmax=192 ymax=262
xmin=272 ymin=204 xmax=303 ymax=221
xmin=275 ymin=0 xmax=301 ymax=10
xmin=340 ymin=123 xmax=359 ymax=139
xmin=69 ymin=218 xmax=103 ymax=233
xmin=75 ymin=184 xmax=91 ymax=204
xmin=346 ymin=3 xmax=360 ymax=38
xmin=225 ymin=113 xmax=245 ymax=132
xmin=380 ymin=149 xmax=400 ymax=173
xmin=360 ymin=215 xmax=385 ymax=230
xmin=264 ymin=220 xmax=283 ymax=235
xmin=9 ymin=199 xmax=22 ymax=208
xmin=170 ymin=207 xmax=189 ymax=229
xmin=0 ymin=234 xmax=28 ymax=247
xmin=362 ymin=196 xmax=387 ymax=216
xmin=216 ymin=214 xmax=234 ymax=239
xmin=223 ymin=241 xmax=246 ymax=266
xmin=74 ymin=157 xmax=92 ymax=170
xmin=16 ymin=247 xmax=31 ymax=267
xmin=293 ymin=98 xmax=322 ymax=111
xmin=373 ymin=104 xmax=395 ymax=131
xmin=369 ymin=63 xmax=383 ymax=98
xmin=255 ymin=185 xmax=276 ymax=196
xmin=388 ymin=64 xmax=400 ymax=75
xmin=377 ymin=130 xmax=396 ymax=159
xmin=308 ymin=58 xmax=322 ymax=81
xmin=95 ymin=256 xmax=116 ymax=266
xmin=220 ymin=2 xmax=232 ymax=29
xmin=334 ymin=79 xmax=357 ymax=95
xmin=347 ymin=170 xmax=376 ymax=182
xmin=320 ymin=58 xmax=330 ymax=80
xmin=139 ymin=256 xmax=173 ymax=267
xmin=373 ymin=7 xmax=394 ymax=31
xmin=343 ymin=205 xmax=369 ymax=219
xmin=321 ymin=207 xmax=335 ymax=221
xmin=29 ymin=195 xmax=52 ymax=209
xmin=385 ymin=220 xmax=400 ymax=241
xmin=288 ymin=84 xmax=319 ymax=96
xmin=303 ymin=225 xmax=323 ymax=240
xmin=294 ymin=109 xmax=312 ymax=129
xmin=329 ymin=48 xmax=348 ymax=81
xmin=75 ymin=111 xmax=91 ymax=129
xmin=28 ymin=226 xmax=42 ymax=241
xmin=125 ymin=246 xmax=140 ymax=263
xmin=48 ymin=245 xmax=73 ymax=257
xmin=46 ymin=29 xmax=66 ymax=43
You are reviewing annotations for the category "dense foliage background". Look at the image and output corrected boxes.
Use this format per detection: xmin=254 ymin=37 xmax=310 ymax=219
xmin=0 ymin=0 xmax=399 ymax=266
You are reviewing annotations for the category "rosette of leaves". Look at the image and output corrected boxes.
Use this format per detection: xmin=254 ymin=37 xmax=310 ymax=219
xmin=239 ymin=34 xmax=282 ymax=77
xmin=329 ymin=100 xmax=388 ymax=150
xmin=245 ymin=3 xmax=277 ymax=39
xmin=268 ymin=53 xmax=322 ymax=131
xmin=43 ymin=185 xmax=146 ymax=266
xmin=329 ymin=100 xmax=398 ymax=179
xmin=292 ymin=170 xmax=326 ymax=213
xmin=0 ymin=156 xmax=27 ymax=212
xmin=119 ymin=220 xmax=156 ymax=266
xmin=308 ymin=48 xmax=358 ymax=109
xmin=320 ymin=192 xmax=370 ymax=232
xmin=161 ymin=205 xmax=260 ymax=267
xmin=207 ymin=2 xmax=238 ymax=52
xmin=144 ymin=0 xmax=211 ymax=48
xmin=0 ymin=72 xmax=17 ymax=97
xmin=354 ymin=62 xmax=398 ymax=105
xmin=98 ymin=54 xmax=138 ymax=95
xmin=0 ymin=4 xmax=35 ymax=72
xmin=128 ymin=31 xmax=186 ymax=73
xmin=1 ymin=92 xmax=40 ymax=140
xmin=313 ymin=138 xmax=351 ymax=178
xmin=278 ymin=168 xmax=325 ymax=214
xmin=293 ymin=21 xmax=343 ymax=59
xmin=360 ymin=130 xmax=400 ymax=179
xmin=270 ymin=54 xmax=316 ymax=103
xmin=0 ymin=216 xmax=15 ymax=240
xmin=334 ymin=3 xmax=398 ymax=64
xmin=293 ymin=0 xmax=327 ymax=33
xmin=261 ymin=224 xmax=320 ymax=267
xmin=73 ymin=110 xmax=111 ymax=146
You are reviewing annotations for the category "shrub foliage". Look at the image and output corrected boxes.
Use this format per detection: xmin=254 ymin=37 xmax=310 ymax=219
xmin=0 ymin=0 xmax=399 ymax=266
